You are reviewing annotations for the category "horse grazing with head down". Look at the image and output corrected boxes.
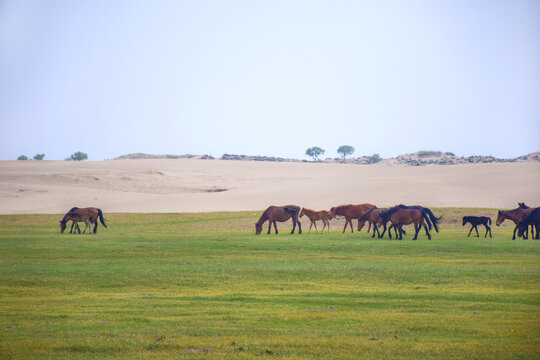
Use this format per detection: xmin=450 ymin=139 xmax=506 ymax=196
xmin=255 ymin=205 xmax=302 ymax=235
xmin=496 ymin=203 xmax=535 ymax=239
xmin=517 ymin=208 xmax=540 ymax=239
xmin=300 ymin=208 xmax=335 ymax=233
xmin=59 ymin=207 xmax=107 ymax=234
xmin=358 ymin=207 xmax=387 ymax=238
xmin=330 ymin=204 xmax=376 ymax=233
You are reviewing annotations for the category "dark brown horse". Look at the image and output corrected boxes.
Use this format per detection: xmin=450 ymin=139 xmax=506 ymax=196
xmin=496 ymin=204 xmax=534 ymax=239
xmin=60 ymin=207 xmax=107 ymax=234
xmin=378 ymin=206 xmax=432 ymax=240
xmin=358 ymin=207 xmax=387 ymax=238
xmin=300 ymin=208 xmax=335 ymax=233
xmin=330 ymin=204 xmax=376 ymax=233
xmin=517 ymin=208 xmax=540 ymax=239
xmin=255 ymin=205 xmax=302 ymax=235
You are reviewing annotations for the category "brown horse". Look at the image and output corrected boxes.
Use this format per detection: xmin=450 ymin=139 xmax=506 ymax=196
xmin=330 ymin=204 xmax=376 ymax=233
xmin=300 ymin=208 xmax=335 ymax=233
xmin=378 ymin=207 xmax=432 ymax=240
xmin=255 ymin=205 xmax=302 ymax=235
xmin=496 ymin=205 xmax=535 ymax=239
xmin=60 ymin=207 xmax=107 ymax=234
xmin=358 ymin=207 xmax=387 ymax=238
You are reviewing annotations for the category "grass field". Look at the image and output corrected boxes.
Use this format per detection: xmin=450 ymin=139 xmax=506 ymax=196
xmin=0 ymin=210 xmax=539 ymax=359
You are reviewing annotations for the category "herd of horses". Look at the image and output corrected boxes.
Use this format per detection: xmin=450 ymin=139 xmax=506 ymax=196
xmin=254 ymin=202 xmax=540 ymax=240
xmin=58 ymin=203 xmax=540 ymax=240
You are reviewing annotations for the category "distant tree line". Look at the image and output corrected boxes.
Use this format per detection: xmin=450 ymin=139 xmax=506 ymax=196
xmin=17 ymin=154 xmax=45 ymax=160
xmin=305 ymin=145 xmax=382 ymax=164
xmin=17 ymin=152 xmax=89 ymax=161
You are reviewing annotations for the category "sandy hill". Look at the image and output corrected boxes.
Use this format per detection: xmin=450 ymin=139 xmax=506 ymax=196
xmin=1 ymin=159 xmax=539 ymax=214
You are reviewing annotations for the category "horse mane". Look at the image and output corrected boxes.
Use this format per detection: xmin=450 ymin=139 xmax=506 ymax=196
xmin=358 ymin=207 xmax=377 ymax=221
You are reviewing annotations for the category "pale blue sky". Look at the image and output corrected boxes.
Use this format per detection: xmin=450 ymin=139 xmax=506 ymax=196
xmin=1 ymin=0 xmax=539 ymax=160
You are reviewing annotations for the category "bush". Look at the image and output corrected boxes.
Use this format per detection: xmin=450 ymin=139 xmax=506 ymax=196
xmin=368 ymin=153 xmax=382 ymax=164
xmin=33 ymin=154 xmax=45 ymax=160
xmin=69 ymin=152 xmax=88 ymax=161
xmin=17 ymin=155 xmax=28 ymax=160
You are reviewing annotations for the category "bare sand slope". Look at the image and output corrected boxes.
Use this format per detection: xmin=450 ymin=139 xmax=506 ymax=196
xmin=0 ymin=159 xmax=539 ymax=214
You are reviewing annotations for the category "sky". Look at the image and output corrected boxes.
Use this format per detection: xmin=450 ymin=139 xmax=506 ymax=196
xmin=0 ymin=0 xmax=539 ymax=161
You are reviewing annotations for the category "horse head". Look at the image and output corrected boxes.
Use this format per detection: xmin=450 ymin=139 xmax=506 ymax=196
xmin=299 ymin=208 xmax=305 ymax=218
xmin=495 ymin=210 xmax=505 ymax=226
xmin=327 ymin=210 xmax=335 ymax=220
xmin=255 ymin=223 xmax=262 ymax=235
xmin=59 ymin=220 xmax=67 ymax=233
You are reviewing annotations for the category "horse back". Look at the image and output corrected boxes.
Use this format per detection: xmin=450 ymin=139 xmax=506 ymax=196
xmin=334 ymin=204 xmax=375 ymax=218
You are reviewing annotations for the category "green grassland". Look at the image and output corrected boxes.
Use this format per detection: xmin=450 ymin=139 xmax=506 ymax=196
xmin=0 ymin=210 xmax=538 ymax=359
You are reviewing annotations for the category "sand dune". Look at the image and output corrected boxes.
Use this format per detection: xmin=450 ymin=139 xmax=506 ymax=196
xmin=0 ymin=159 xmax=538 ymax=214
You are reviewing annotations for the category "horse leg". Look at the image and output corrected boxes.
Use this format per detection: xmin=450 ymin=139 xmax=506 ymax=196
xmin=474 ymin=225 xmax=480 ymax=237
xmin=313 ymin=220 xmax=318 ymax=233
xmin=484 ymin=224 xmax=490 ymax=238
xmin=367 ymin=221 xmax=372 ymax=233
xmin=379 ymin=223 xmax=387 ymax=238
xmin=348 ymin=219 xmax=354 ymax=233
xmin=70 ymin=222 xmax=75 ymax=234
xmin=467 ymin=225 xmax=474 ymax=237
xmin=394 ymin=225 xmax=402 ymax=239
xmin=308 ymin=221 xmax=313 ymax=233
xmin=423 ymin=221 xmax=431 ymax=240
xmin=371 ymin=224 xmax=378 ymax=238
xmin=275 ymin=221 xmax=280 ymax=234
xmin=82 ymin=220 xmax=89 ymax=234
xmin=387 ymin=225 xmax=393 ymax=239
xmin=413 ymin=223 xmax=420 ymax=240
xmin=267 ymin=221 xmax=272 ymax=234
xmin=290 ymin=216 xmax=298 ymax=234
xmin=93 ymin=217 xmax=98 ymax=234
xmin=512 ymin=225 xmax=517 ymax=240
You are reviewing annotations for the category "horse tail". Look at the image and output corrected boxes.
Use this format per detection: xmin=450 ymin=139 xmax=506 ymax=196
xmin=422 ymin=208 xmax=440 ymax=232
xmin=421 ymin=210 xmax=433 ymax=231
xmin=98 ymin=209 xmax=107 ymax=228
xmin=487 ymin=217 xmax=492 ymax=225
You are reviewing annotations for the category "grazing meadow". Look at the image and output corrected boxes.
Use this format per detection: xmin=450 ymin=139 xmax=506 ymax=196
xmin=0 ymin=210 xmax=538 ymax=359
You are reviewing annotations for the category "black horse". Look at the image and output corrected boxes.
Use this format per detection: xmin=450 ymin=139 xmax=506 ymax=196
xmin=517 ymin=208 xmax=540 ymax=239
xmin=462 ymin=216 xmax=492 ymax=238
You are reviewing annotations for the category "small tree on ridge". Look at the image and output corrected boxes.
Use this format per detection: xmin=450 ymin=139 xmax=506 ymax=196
xmin=305 ymin=146 xmax=325 ymax=162
xmin=337 ymin=145 xmax=355 ymax=162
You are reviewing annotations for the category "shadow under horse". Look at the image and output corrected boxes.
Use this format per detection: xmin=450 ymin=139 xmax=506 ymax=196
xmin=255 ymin=205 xmax=302 ymax=235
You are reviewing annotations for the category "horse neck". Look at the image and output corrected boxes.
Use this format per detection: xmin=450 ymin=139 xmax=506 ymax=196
xmin=61 ymin=213 xmax=71 ymax=223
xmin=256 ymin=212 xmax=269 ymax=226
